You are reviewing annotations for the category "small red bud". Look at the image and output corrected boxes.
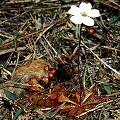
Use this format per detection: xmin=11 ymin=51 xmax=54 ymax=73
xmin=48 ymin=72 xmax=54 ymax=78
xmin=75 ymin=91 xmax=80 ymax=102
xmin=86 ymin=27 xmax=94 ymax=35
xmin=50 ymin=69 xmax=56 ymax=74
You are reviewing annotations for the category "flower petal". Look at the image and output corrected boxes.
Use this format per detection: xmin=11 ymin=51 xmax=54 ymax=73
xmin=88 ymin=9 xmax=100 ymax=18
xmin=70 ymin=15 xmax=82 ymax=24
xmin=68 ymin=5 xmax=80 ymax=16
xmin=82 ymin=17 xmax=94 ymax=26
xmin=79 ymin=2 xmax=92 ymax=13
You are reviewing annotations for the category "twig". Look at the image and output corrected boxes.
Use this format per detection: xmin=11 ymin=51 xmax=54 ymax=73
xmin=50 ymin=102 xmax=66 ymax=118
xmin=11 ymin=52 xmax=20 ymax=79
xmin=35 ymin=17 xmax=66 ymax=43
xmin=0 ymin=47 xmax=26 ymax=56
xmin=76 ymin=98 xmax=120 ymax=118
xmin=81 ymin=39 xmax=120 ymax=76
xmin=0 ymin=17 xmax=66 ymax=48
xmin=42 ymin=36 xmax=58 ymax=56
xmin=109 ymin=0 xmax=120 ymax=7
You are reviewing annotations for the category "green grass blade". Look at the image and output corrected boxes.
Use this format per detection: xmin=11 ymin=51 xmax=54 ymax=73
xmin=102 ymin=79 xmax=111 ymax=94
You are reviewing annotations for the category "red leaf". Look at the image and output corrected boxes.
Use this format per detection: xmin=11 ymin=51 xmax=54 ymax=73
xmin=50 ymin=84 xmax=67 ymax=94
xmin=83 ymin=95 xmax=108 ymax=108
xmin=81 ymin=88 xmax=94 ymax=104
xmin=26 ymin=76 xmax=44 ymax=91
xmin=67 ymin=106 xmax=85 ymax=118
xmin=75 ymin=91 xmax=80 ymax=103
xmin=47 ymin=84 xmax=68 ymax=106
xmin=60 ymin=104 xmax=76 ymax=116
xmin=36 ymin=97 xmax=54 ymax=108
xmin=58 ymin=93 xmax=77 ymax=105
xmin=44 ymin=65 xmax=50 ymax=72
xmin=26 ymin=76 xmax=38 ymax=85
xmin=49 ymin=92 xmax=58 ymax=100
xmin=25 ymin=92 xmax=43 ymax=105
xmin=50 ymin=69 xmax=56 ymax=74
xmin=75 ymin=106 xmax=86 ymax=116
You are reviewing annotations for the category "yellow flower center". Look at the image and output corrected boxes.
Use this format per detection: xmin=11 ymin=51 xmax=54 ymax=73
xmin=82 ymin=12 xmax=88 ymax=17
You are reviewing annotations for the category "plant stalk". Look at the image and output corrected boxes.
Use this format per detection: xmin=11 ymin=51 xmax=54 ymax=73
xmin=78 ymin=24 xmax=83 ymax=104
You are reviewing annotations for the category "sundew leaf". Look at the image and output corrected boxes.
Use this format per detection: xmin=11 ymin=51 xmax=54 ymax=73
xmin=102 ymin=79 xmax=111 ymax=94
xmin=81 ymin=89 xmax=93 ymax=104
xmin=4 ymin=90 xmax=17 ymax=100
xmin=109 ymin=15 xmax=120 ymax=24
xmin=58 ymin=93 xmax=77 ymax=105
xmin=12 ymin=109 xmax=23 ymax=120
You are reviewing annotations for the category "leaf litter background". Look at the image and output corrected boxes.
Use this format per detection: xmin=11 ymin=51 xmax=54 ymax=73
xmin=0 ymin=0 xmax=120 ymax=120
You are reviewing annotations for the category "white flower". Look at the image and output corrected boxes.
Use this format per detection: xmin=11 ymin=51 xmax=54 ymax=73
xmin=68 ymin=2 xmax=100 ymax=26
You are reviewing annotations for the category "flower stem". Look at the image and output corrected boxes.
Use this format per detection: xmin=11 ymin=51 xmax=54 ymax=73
xmin=78 ymin=24 xmax=83 ymax=104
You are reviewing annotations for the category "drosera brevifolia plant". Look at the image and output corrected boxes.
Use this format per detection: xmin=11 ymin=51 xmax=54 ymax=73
xmin=68 ymin=2 xmax=100 ymax=104
xmin=12 ymin=2 xmax=109 ymax=119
